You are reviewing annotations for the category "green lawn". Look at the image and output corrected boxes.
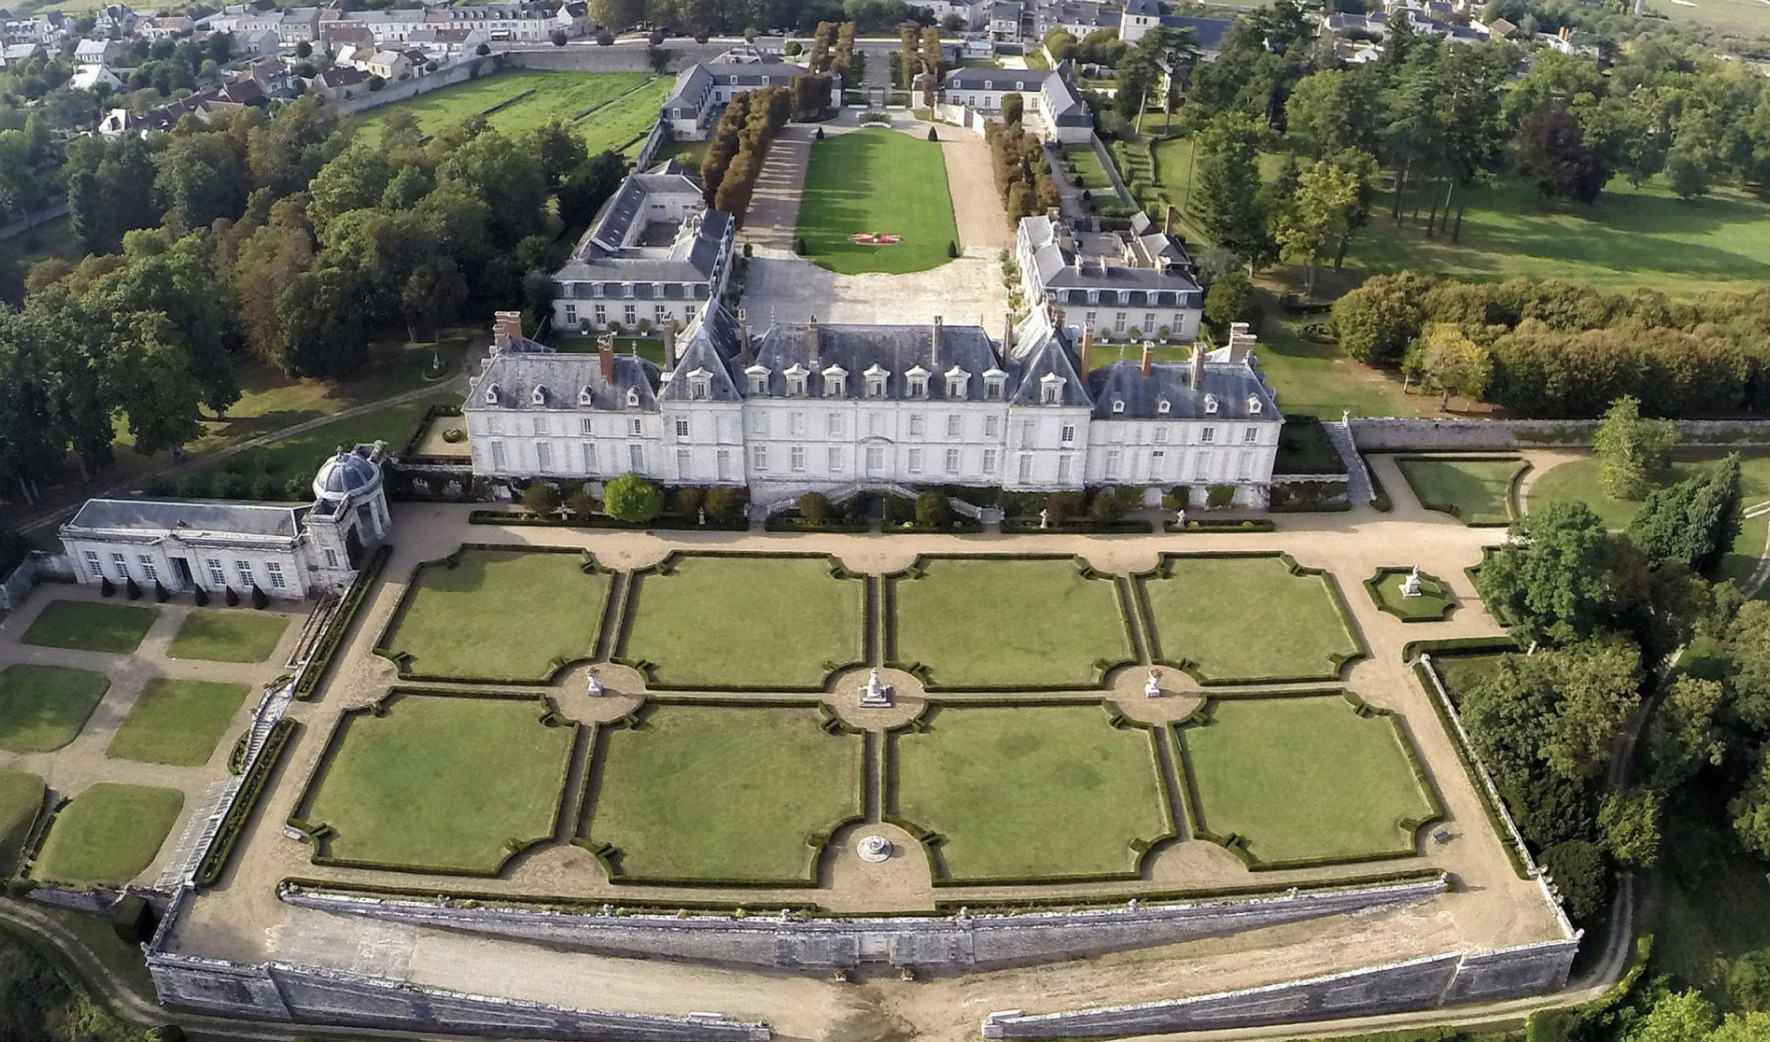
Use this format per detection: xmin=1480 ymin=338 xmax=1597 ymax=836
xmin=621 ymin=555 xmax=864 ymax=689
xmin=1177 ymin=696 xmax=1439 ymax=865
xmin=186 ymin=393 xmax=448 ymax=500
xmin=32 ymin=784 xmax=184 ymax=886
xmin=106 ymin=679 xmax=250 ymax=767
xmin=1064 ymin=146 xmax=1114 ymax=191
xmin=890 ymin=704 xmax=1172 ymax=883
xmin=1527 ymin=451 xmax=1770 ymax=592
xmin=0 ymin=770 xmax=45 ymax=874
xmin=0 ymin=665 xmax=110 ymax=753
xmin=1431 ymin=651 xmax=1510 ymax=705
xmin=1141 ymin=555 xmax=1364 ymax=682
xmin=554 ymin=336 xmax=664 ymax=363
xmin=1274 ymin=418 xmax=1345 ymax=475
xmin=1365 ymin=568 xmax=1456 ymax=622
xmin=891 ymin=557 xmax=1133 ymax=688
xmin=797 ymin=128 xmax=962 ymax=275
xmin=21 ymin=601 xmax=158 ymax=655
xmin=1653 ymin=0 xmax=1770 ymax=43
xmin=302 ymin=694 xmax=575 ymax=874
xmin=652 ymin=138 xmax=708 ymax=168
xmin=381 ymin=548 xmax=611 ymax=682
xmin=584 ymin=703 xmax=864 ymax=884
xmin=167 ymin=609 xmax=290 ymax=664
xmin=1394 ymin=456 xmax=1526 ymax=526
xmin=353 ymin=71 xmax=655 ymax=144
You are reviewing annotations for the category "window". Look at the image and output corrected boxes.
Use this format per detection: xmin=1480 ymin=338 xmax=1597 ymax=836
xmin=866 ymin=374 xmax=886 ymax=398
xmin=750 ymin=412 xmax=768 ymax=436
xmin=787 ymin=372 xmax=807 ymax=396
xmin=491 ymin=440 xmax=508 ymax=469
xmin=1248 ymin=396 xmax=1264 ymax=415
xmin=628 ymin=443 xmax=644 ymax=471
xmin=579 ymin=417 xmax=594 ymax=435
xmin=865 ymin=445 xmax=884 ymax=472
xmin=677 ymin=448 xmax=691 ymax=477
xmin=324 ymin=548 xmax=339 ymax=570
xmin=1020 ymin=418 xmax=1036 ymax=445
xmin=907 ymin=373 xmax=927 ymax=397
xmin=790 ymin=412 xmax=806 ymax=436
xmin=1145 ymin=312 xmax=1155 ymax=331
xmin=1114 ymin=312 xmax=1126 ymax=333
xmin=790 ymin=445 xmax=806 ymax=471
xmin=825 ymin=371 xmax=846 ymax=397
xmin=983 ymin=448 xmax=999 ymax=473
xmin=582 ymin=442 xmax=597 ymax=473
xmin=717 ymin=448 xmax=732 ymax=481
xmin=945 ymin=447 xmax=960 ymax=473
xmin=685 ymin=305 xmax=696 ymax=323
xmin=907 ymin=448 xmax=923 ymax=473
xmin=690 ymin=376 xmax=709 ymax=400
xmin=623 ymin=303 xmax=636 ymax=325
xmin=1057 ymin=454 xmax=1072 ymax=483
xmin=908 ymin=414 xmax=925 ymax=438
xmin=1017 ymin=454 xmax=1032 ymax=483
xmin=536 ymin=442 xmax=552 ymax=471
xmin=1244 ymin=427 xmax=1259 ymax=443
xmin=628 ymin=417 xmax=643 ymax=437
xmin=207 ymin=559 xmax=227 ymax=586
xmin=1060 ymin=424 xmax=1076 ymax=446
xmin=654 ymin=304 xmax=667 ymax=323
xmin=1111 ymin=399 xmax=1125 ymax=414
xmin=83 ymin=550 xmax=101 ymax=580
xmin=593 ymin=303 xmax=606 ymax=324
xmin=1105 ymin=449 xmax=1121 ymax=479
xmin=564 ymin=304 xmax=577 ymax=326
xmin=1042 ymin=383 xmax=1060 ymax=405
xmin=828 ymin=446 xmax=842 ymax=473
xmin=985 ymin=415 xmax=1000 ymax=438
xmin=749 ymin=373 xmax=768 ymax=394
xmin=946 ymin=415 xmax=961 ymax=438
xmin=753 ymin=445 xmax=768 ymax=471
xmin=675 ymin=418 xmax=690 ymax=439
xmin=235 ymin=560 xmax=254 ymax=588
xmin=265 ymin=561 xmax=285 ymax=590
xmin=826 ymin=413 xmax=843 ymax=437
xmin=531 ymin=415 xmax=547 ymax=435
xmin=984 ymin=375 xmax=1004 ymax=400
xmin=1151 ymin=448 xmax=1166 ymax=477
xmin=1084 ymin=311 xmax=1097 ymax=330
xmin=1201 ymin=427 xmax=1216 ymax=443
xmin=1204 ymin=394 xmax=1219 ymax=414
xmin=1157 ymin=399 xmax=1171 ymax=415
xmin=947 ymin=374 xmax=967 ymax=399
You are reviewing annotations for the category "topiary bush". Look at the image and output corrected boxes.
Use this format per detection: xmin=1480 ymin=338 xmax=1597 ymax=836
xmin=946 ymin=240 xmax=958 ymax=258
xmin=442 ymin=428 xmax=466 ymax=443
xmin=1088 ymin=488 xmax=1125 ymax=522
xmin=251 ymin=584 xmax=269 ymax=610
xmin=799 ymin=491 xmax=830 ymax=524
xmin=604 ymin=473 xmax=664 ymax=523
xmin=1206 ymin=485 xmax=1236 ymax=509
xmin=672 ymin=485 xmax=705 ymax=518
xmin=705 ymin=486 xmax=749 ymax=524
xmin=1045 ymin=490 xmax=1085 ymax=524
xmin=225 ymin=586 xmax=240 ymax=607
xmin=520 ymin=481 xmax=562 ymax=516
xmin=915 ymin=491 xmax=951 ymax=528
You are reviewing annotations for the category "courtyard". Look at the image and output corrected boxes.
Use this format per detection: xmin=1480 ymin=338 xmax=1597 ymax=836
xmin=795 ymin=127 xmax=962 ymax=276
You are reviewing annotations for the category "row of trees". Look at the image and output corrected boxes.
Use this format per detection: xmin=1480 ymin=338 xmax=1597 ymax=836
xmin=697 ymin=85 xmax=792 ymax=220
xmin=1330 ymin=272 xmax=1770 ymax=417
xmin=985 ymin=115 xmax=1060 ymax=222
xmin=804 ymin=20 xmax=856 ymax=81
xmin=896 ymin=24 xmax=945 ymax=107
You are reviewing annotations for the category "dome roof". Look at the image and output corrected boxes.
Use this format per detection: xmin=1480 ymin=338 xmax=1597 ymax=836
xmin=312 ymin=451 xmax=381 ymax=501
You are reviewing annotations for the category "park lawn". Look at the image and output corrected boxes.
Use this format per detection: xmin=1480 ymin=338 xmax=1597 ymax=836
xmin=106 ymin=679 xmax=250 ymax=767
xmin=622 ymin=555 xmax=864 ymax=689
xmin=381 ymin=548 xmax=611 ymax=682
xmin=1178 ymin=696 xmax=1439 ymax=865
xmin=303 ymin=694 xmax=574 ymax=874
xmin=1656 ymin=0 xmax=1770 ymax=43
xmin=1527 ymin=451 xmax=1770 ymax=592
xmin=891 ymin=557 xmax=1133 ymax=688
xmin=1065 ymin=146 xmax=1114 ymax=191
xmin=555 ymin=336 xmax=665 ymax=363
xmin=891 ymin=704 xmax=1171 ymax=882
xmin=354 ymin=71 xmax=651 ymax=142
xmin=0 ymin=665 xmax=110 ymax=753
xmin=597 ymin=79 xmax=676 ymax=156
xmin=1366 ymin=569 xmax=1456 ymax=622
xmin=0 ymin=770 xmax=45 ymax=874
xmin=32 ymin=783 xmax=184 ymax=886
xmin=797 ymin=128 xmax=962 ymax=275
xmin=1395 ymin=456 xmax=1526 ymax=526
xmin=585 ymin=703 xmax=864 ymax=883
xmin=167 ymin=609 xmax=290 ymax=664
xmin=1141 ymin=556 xmax=1364 ymax=682
xmin=21 ymin=601 xmax=159 ymax=655
xmin=653 ymin=137 xmax=709 ymax=168
xmin=185 ymin=393 xmax=449 ymax=498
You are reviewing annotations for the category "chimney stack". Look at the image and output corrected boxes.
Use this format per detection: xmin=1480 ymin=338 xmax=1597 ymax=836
xmin=492 ymin=310 xmax=523 ymax=353
xmin=1002 ymin=310 xmax=1015 ymax=355
xmin=662 ymin=317 xmax=680 ymax=368
xmin=737 ymin=307 xmax=750 ymax=359
xmin=598 ymin=333 xmax=615 ymax=383
xmin=1228 ymin=322 xmax=1257 ymax=365
xmin=932 ymin=315 xmax=943 ymax=368
xmin=1080 ymin=325 xmax=1093 ymax=375
xmin=1141 ymin=340 xmax=1154 ymax=377
xmin=1163 ymin=205 xmax=1174 ymax=237
xmin=1189 ymin=343 xmax=1204 ymax=390
xmin=807 ymin=313 xmax=819 ymax=352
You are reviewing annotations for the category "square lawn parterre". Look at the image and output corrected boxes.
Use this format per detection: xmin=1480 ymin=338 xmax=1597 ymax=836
xmin=620 ymin=555 xmax=865 ymax=690
xmin=584 ymin=703 xmax=864 ymax=884
xmin=0 ymin=664 xmax=110 ymax=753
xmin=796 ymin=127 xmax=962 ymax=275
xmin=167 ymin=609 xmax=290 ymax=663
xmin=891 ymin=557 xmax=1134 ymax=689
xmin=380 ymin=548 xmax=611 ymax=682
xmin=21 ymin=600 xmax=159 ymax=654
xmin=1395 ymin=456 xmax=1527 ymax=526
xmin=1140 ymin=555 xmax=1364 ymax=682
xmin=0 ymin=769 xmax=45 ymax=873
xmin=1177 ymin=695 xmax=1440 ymax=866
xmin=106 ymin=678 xmax=251 ymax=766
xmin=890 ymin=704 xmax=1173 ymax=883
xmin=301 ymin=693 xmax=576 ymax=875
xmin=32 ymin=783 xmax=184 ymax=886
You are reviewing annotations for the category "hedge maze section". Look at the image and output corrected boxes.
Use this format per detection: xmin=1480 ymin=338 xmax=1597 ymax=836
xmin=888 ymin=703 xmax=1175 ymax=885
xmin=376 ymin=546 xmax=612 ymax=683
xmin=617 ymin=554 xmax=866 ymax=691
xmin=579 ymin=702 xmax=864 ymax=886
xmin=888 ymin=556 xmax=1136 ymax=690
xmin=32 ymin=783 xmax=184 ymax=886
xmin=0 ymin=664 xmax=110 ymax=753
xmin=1175 ymin=694 xmax=1442 ymax=869
xmin=1139 ymin=554 xmax=1366 ymax=684
xmin=293 ymin=692 xmax=577 ymax=876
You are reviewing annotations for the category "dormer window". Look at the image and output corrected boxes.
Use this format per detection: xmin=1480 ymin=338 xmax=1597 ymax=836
xmin=689 ymin=368 xmax=711 ymax=401
xmin=1204 ymin=394 xmax=1219 ymax=414
xmin=626 ymin=388 xmax=640 ymax=407
xmin=484 ymin=382 xmax=500 ymax=405
xmin=1040 ymin=373 xmax=1065 ymax=405
xmin=1156 ymin=398 xmax=1171 ymax=415
xmin=1248 ymin=396 xmax=1263 ymax=414
xmin=823 ymin=365 xmax=847 ymax=397
xmin=578 ymin=386 xmax=594 ymax=406
xmin=745 ymin=364 xmax=769 ymax=395
xmin=984 ymin=370 xmax=1006 ymax=401
xmin=864 ymin=364 xmax=889 ymax=398
xmin=1111 ymin=398 xmax=1125 ymax=414
xmin=906 ymin=365 xmax=929 ymax=398
xmin=531 ymin=385 xmax=546 ymax=406
xmin=946 ymin=367 xmax=969 ymax=399
xmin=785 ymin=363 xmax=809 ymax=396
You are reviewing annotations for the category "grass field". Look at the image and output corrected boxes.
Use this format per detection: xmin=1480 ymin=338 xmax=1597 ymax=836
xmin=797 ymin=128 xmax=962 ymax=275
xmin=890 ymin=704 xmax=1171 ymax=882
xmin=353 ymin=71 xmax=658 ymax=147
xmin=891 ymin=557 xmax=1133 ymax=688
xmin=1275 ymin=418 xmax=1345 ymax=475
xmin=1651 ymin=0 xmax=1770 ymax=43
xmin=1178 ymin=696 xmax=1438 ymax=865
xmin=621 ymin=555 xmax=864 ymax=689
xmin=1432 ymin=651 xmax=1510 ymax=705
xmin=167 ymin=609 xmax=290 ymax=664
xmin=0 ymin=770 xmax=44 ymax=874
xmin=303 ymin=694 xmax=575 ymax=874
xmin=1366 ymin=568 xmax=1456 ymax=622
xmin=21 ymin=601 xmax=158 ymax=655
xmin=33 ymin=783 xmax=183 ymax=886
xmin=381 ymin=548 xmax=611 ymax=682
xmin=106 ymin=679 xmax=250 ymax=767
xmin=1141 ymin=556 xmax=1364 ymax=682
xmin=1527 ymin=451 xmax=1770 ymax=591
xmin=0 ymin=665 xmax=110 ymax=753
xmin=1064 ymin=146 xmax=1115 ymax=191
xmin=585 ymin=703 xmax=864 ymax=883
xmin=1395 ymin=456 xmax=1526 ymax=526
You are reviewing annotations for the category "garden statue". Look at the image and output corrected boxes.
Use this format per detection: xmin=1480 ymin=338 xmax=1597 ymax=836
xmin=1401 ymin=566 xmax=1423 ymax=598
xmin=1176 ymin=509 xmax=1186 ymax=530
xmin=861 ymin=667 xmax=893 ymax=707
xmin=587 ymin=673 xmax=604 ymax=697
xmin=857 ymin=835 xmax=892 ymax=862
xmin=1039 ymin=508 xmax=1050 ymax=529
xmin=1145 ymin=669 xmax=1162 ymax=698
xmin=698 ymin=507 xmax=707 ymax=526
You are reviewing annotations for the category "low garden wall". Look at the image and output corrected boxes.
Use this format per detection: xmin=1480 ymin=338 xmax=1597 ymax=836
xmin=279 ymin=877 xmax=1449 ymax=973
xmin=330 ymin=56 xmax=505 ymax=118
xmin=1349 ymin=417 xmax=1770 ymax=453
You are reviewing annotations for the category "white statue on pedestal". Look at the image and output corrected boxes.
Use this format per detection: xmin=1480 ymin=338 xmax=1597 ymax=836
xmin=587 ymin=673 xmax=604 ymax=697
xmin=1039 ymin=508 xmax=1050 ymax=529
xmin=1400 ymin=566 xmax=1423 ymax=598
xmin=1145 ymin=669 xmax=1162 ymax=698
xmin=861 ymin=667 xmax=893 ymax=707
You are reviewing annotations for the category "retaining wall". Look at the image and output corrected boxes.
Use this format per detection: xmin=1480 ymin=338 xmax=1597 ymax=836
xmin=979 ymin=939 xmax=1579 ymax=1038
xmin=506 ymin=39 xmax=733 ymax=72
xmin=330 ymin=56 xmax=505 ymax=117
xmin=1349 ymin=417 xmax=1770 ymax=453
xmin=0 ymin=550 xmax=73 ymax=611
xmin=281 ymin=877 xmax=1448 ymax=972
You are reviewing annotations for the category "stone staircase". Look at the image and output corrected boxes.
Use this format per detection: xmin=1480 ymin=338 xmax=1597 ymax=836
xmin=1324 ymin=420 xmax=1374 ymax=506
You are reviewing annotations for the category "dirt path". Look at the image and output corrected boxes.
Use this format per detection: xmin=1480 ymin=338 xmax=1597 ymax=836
xmin=740 ymin=125 xmax=814 ymax=253
xmin=935 ymin=126 xmax=1014 ymax=254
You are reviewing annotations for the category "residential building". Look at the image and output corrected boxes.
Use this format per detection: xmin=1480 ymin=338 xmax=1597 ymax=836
xmin=421 ymin=3 xmax=553 ymax=42
xmin=1016 ymin=211 xmax=1204 ymax=343
xmin=987 ymin=0 xmax=1021 ymax=41
xmin=365 ymin=47 xmax=412 ymax=79
xmin=73 ymin=37 xmax=124 ymax=63
xmin=69 ymin=63 xmax=122 ymax=90
xmin=1119 ymin=0 xmax=1235 ymax=57
xmin=660 ymin=57 xmax=840 ymax=140
xmin=902 ymin=0 xmax=986 ymax=28
xmin=549 ymin=161 xmax=736 ymax=336
xmin=1035 ymin=0 xmax=1116 ymax=41
xmin=938 ymin=61 xmax=1092 ymax=143
xmin=305 ymin=63 xmax=364 ymax=98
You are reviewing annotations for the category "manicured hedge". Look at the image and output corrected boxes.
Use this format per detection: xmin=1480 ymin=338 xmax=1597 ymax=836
xmin=468 ymin=509 xmax=748 ymax=532
xmin=999 ymin=518 xmax=1155 ymax=534
xmin=194 ymin=719 xmax=299 ymax=887
xmin=763 ymin=515 xmax=871 ymax=533
xmin=293 ymin=544 xmax=392 ymax=701
xmin=1410 ymin=659 xmax=1533 ymax=879
xmin=1161 ymin=518 xmax=1277 ymax=533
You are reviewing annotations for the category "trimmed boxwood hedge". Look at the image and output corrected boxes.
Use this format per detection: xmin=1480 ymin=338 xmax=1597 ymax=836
xmin=1162 ymin=518 xmax=1277 ymax=533
xmin=1364 ymin=567 xmax=1458 ymax=623
xmin=468 ymin=508 xmax=748 ymax=532
xmin=1410 ymin=655 xmax=1533 ymax=880
xmin=293 ymin=543 xmax=392 ymax=701
xmin=194 ymin=718 xmax=299 ymax=887
xmin=999 ymin=518 xmax=1156 ymax=534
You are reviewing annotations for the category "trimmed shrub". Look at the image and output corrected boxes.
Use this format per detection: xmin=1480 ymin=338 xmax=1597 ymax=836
xmin=1045 ymin=490 xmax=1085 ymax=524
xmin=671 ymin=486 xmax=705 ymax=518
xmin=794 ymin=235 xmax=808 ymax=254
xmin=799 ymin=492 xmax=830 ymax=524
xmin=521 ymin=482 xmax=562 ymax=516
xmin=705 ymin=487 xmax=749 ymax=524
xmin=946 ymin=240 xmax=958 ymax=258
xmin=915 ymin=491 xmax=952 ymax=528
xmin=1088 ymin=488 xmax=1126 ymax=522
xmin=251 ymin=584 xmax=269 ymax=610
xmin=100 ymin=577 xmax=116 ymax=597
xmin=225 ymin=586 xmax=240 ymax=607
xmin=125 ymin=577 xmax=142 ymax=600
xmin=603 ymin=474 xmax=664 ymax=523
xmin=1206 ymin=485 xmax=1236 ymax=509
xmin=566 ymin=485 xmax=599 ymax=518
xmin=927 ymin=126 xmax=938 ymax=141
xmin=193 ymin=585 xmax=209 ymax=606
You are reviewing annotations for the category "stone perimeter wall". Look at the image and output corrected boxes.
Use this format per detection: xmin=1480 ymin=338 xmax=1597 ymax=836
xmin=980 ymin=939 xmax=1581 ymax=1039
xmin=281 ymin=877 xmax=1450 ymax=972
xmin=1349 ymin=417 xmax=1770 ymax=453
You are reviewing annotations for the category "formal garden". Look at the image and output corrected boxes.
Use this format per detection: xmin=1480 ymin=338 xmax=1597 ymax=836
xmin=106 ymin=678 xmax=250 ymax=767
xmin=21 ymin=601 xmax=158 ymax=655
xmin=580 ymin=702 xmax=864 ymax=885
xmin=166 ymin=609 xmax=290 ymax=664
xmin=31 ymin=783 xmax=184 ymax=886
xmin=1365 ymin=567 xmax=1457 ymax=623
xmin=888 ymin=555 xmax=1134 ymax=689
xmin=796 ymin=127 xmax=961 ymax=275
xmin=1138 ymin=554 xmax=1365 ymax=683
xmin=1394 ymin=455 xmax=1528 ymax=527
xmin=353 ymin=71 xmax=672 ymax=157
xmin=617 ymin=553 xmax=866 ymax=690
xmin=377 ymin=546 xmax=613 ymax=682
xmin=888 ymin=703 xmax=1174 ymax=884
xmin=293 ymin=692 xmax=577 ymax=875
xmin=0 ymin=665 xmax=109 ymax=753
xmin=1175 ymin=694 xmax=1441 ymax=868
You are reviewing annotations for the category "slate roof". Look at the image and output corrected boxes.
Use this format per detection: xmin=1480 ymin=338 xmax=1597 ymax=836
xmin=659 ymin=300 xmax=746 ymax=402
xmin=1008 ymin=307 xmax=1093 ymax=408
xmin=553 ymin=165 xmax=733 ymax=288
xmin=1022 ymin=213 xmax=1202 ymax=307
xmin=65 ymin=498 xmax=305 ymax=539
xmin=1158 ymin=14 xmax=1233 ymax=53
xmin=662 ymin=60 xmax=801 ymax=116
xmin=473 ymin=340 xmax=662 ymax=413
xmin=1087 ymin=353 xmax=1280 ymax=421
xmin=748 ymin=320 xmax=1005 ymax=401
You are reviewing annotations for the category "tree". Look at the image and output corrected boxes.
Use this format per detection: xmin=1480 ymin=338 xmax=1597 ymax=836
xmin=1728 ymin=950 xmax=1770 ymax=1013
xmin=1514 ymin=108 xmax=1608 ymax=204
xmin=915 ymin=491 xmax=951 ymax=528
xmin=1192 ymin=111 xmax=1271 ymax=263
xmin=1630 ymin=990 xmax=1719 ymax=1042
xmin=1627 ymin=455 xmax=1742 ymax=574
xmin=1597 ymin=787 xmax=1660 ymax=868
xmin=603 ymin=473 xmax=663 ymax=522
xmin=1268 ymin=159 xmax=1360 ymax=297
xmin=1043 ymin=27 xmax=1077 ymax=63
xmin=1003 ymin=92 xmax=1024 ymax=125
xmin=798 ymin=491 xmax=829 ymax=523
xmin=1285 ymin=67 xmax=1378 ymax=157
xmin=704 ymin=486 xmax=747 ymax=523
xmin=1329 ymin=273 xmax=1427 ymax=367
xmin=154 ymin=131 xmax=249 ymax=230
xmin=1204 ymin=271 xmax=1258 ymax=331
xmin=110 ymin=312 xmax=204 ymax=456
xmin=1540 ymin=840 xmax=1610 ymax=923
xmin=566 ymin=484 xmax=598 ymax=518
xmin=1414 ymin=324 xmax=1491 ymax=408
xmin=1645 ymin=675 xmax=1728 ymax=791
xmin=521 ymin=481 xmax=562 ymax=515
xmin=1464 ymin=634 xmax=1641 ymax=784
xmin=1474 ymin=501 xmax=1619 ymax=647
xmin=1731 ymin=744 xmax=1770 ymax=859
xmin=1593 ymin=395 xmax=1677 ymax=500
xmin=1713 ymin=1013 xmax=1770 ymax=1042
